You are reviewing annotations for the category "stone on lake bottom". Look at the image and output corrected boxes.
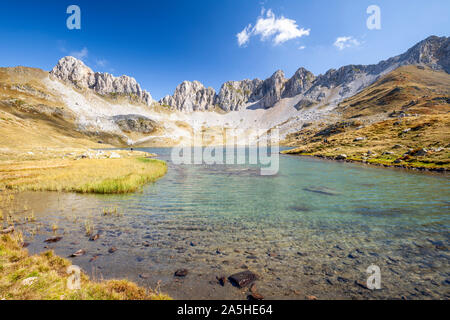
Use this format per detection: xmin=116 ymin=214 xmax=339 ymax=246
xmin=174 ymin=269 xmax=188 ymax=277
xmin=228 ymin=271 xmax=257 ymax=288
xmin=108 ymin=247 xmax=117 ymax=254
xmin=44 ymin=236 xmax=62 ymax=243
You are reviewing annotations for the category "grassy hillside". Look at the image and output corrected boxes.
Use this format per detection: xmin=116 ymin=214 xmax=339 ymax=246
xmin=283 ymin=66 xmax=450 ymax=171
xmin=0 ymin=67 xmax=126 ymax=152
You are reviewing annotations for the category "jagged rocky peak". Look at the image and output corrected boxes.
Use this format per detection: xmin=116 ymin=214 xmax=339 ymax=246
xmin=216 ymin=79 xmax=263 ymax=111
xmin=50 ymin=56 xmax=153 ymax=106
xmin=258 ymin=70 xmax=287 ymax=109
xmin=397 ymin=35 xmax=450 ymax=73
xmin=282 ymin=67 xmax=315 ymax=98
xmin=160 ymin=80 xmax=216 ymax=112
xmin=160 ymin=36 xmax=449 ymax=113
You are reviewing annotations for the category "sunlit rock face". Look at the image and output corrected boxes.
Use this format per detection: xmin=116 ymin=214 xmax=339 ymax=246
xmin=50 ymin=56 xmax=153 ymax=106
xmin=282 ymin=67 xmax=316 ymax=99
xmin=160 ymin=80 xmax=216 ymax=112
xmin=216 ymin=79 xmax=263 ymax=111
xmin=77 ymin=35 xmax=449 ymax=113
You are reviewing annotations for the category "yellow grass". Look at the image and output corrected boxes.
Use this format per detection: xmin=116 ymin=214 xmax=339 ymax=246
xmin=283 ymin=114 xmax=450 ymax=170
xmin=0 ymin=157 xmax=167 ymax=194
xmin=0 ymin=233 xmax=171 ymax=300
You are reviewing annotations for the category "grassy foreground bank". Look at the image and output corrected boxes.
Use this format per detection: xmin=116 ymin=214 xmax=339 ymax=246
xmin=0 ymin=151 xmax=167 ymax=194
xmin=0 ymin=232 xmax=170 ymax=300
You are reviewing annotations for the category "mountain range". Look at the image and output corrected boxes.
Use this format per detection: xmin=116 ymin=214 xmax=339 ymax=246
xmin=0 ymin=35 xmax=448 ymax=150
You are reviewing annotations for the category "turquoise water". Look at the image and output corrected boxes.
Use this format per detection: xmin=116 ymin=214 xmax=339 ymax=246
xmin=13 ymin=148 xmax=450 ymax=299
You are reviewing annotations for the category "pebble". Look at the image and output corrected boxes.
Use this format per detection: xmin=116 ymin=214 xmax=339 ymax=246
xmin=69 ymin=249 xmax=86 ymax=257
xmin=108 ymin=247 xmax=117 ymax=253
xmin=216 ymin=276 xmax=226 ymax=286
xmin=89 ymin=234 xmax=100 ymax=241
xmin=174 ymin=269 xmax=188 ymax=277
xmin=44 ymin=236 xmax=62 ymax=243
xmin=228 ymin=271 xmax=257 ymax=288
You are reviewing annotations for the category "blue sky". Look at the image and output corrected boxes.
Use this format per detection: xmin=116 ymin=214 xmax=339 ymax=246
xmin=0 ymin=0 xmax=448 ymax=100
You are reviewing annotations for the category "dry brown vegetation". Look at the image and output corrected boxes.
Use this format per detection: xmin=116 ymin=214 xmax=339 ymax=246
xmin=0 ymin=232 xmax=171 ymax=300
xmin=0 ymin=67 xmax=128 ymax=151
xmin=0 ymin=153 xmax=167 ymax=194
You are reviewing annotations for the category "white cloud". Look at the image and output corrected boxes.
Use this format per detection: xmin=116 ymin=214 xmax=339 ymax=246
xmin=95 ymin=59 xmax=108 ymax=67
xmin=237 ymin=25 xmax=252 ymax=47
xmin=237 ymin=9 xmax=310 ymax=47
xmin=298 ymin=46 xmax=306 ymax=50
xmin=57 ymin=40 xmax=67 ymax=53
xmin=70 ymin=47 xmax=88 ymax=60
xmin=334 ymin=36 xmax=360 ymax=50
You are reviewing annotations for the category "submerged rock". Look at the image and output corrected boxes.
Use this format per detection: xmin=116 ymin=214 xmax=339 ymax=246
xmin=174 ymin=269 xmax=188 ymax=277
xmin=288 ymin=205 xmax=311 ymax=213
xmin=303 ymin=187 xmax=341 ymax=196
xmin=44 ymin=236 xmax=62 ymax=243
xmin=228 ymin=271 xmax=257 ymax=288
xmin=216 ymin=276 xmax=226 ymax=286
xmin=108 ymin=247 xmax=117 ymax=254
xmin=89 ymin=234 xmax=100 ymax=241
xmin=355 ymin=280 xmax=369 ymax=290
xmin=69 ymin=249 xmax=86 ymax=257
xmin=89 ymin=254 xmax=101 ymax=262
xmin=248 ymin=283 xmax=264 ymax=300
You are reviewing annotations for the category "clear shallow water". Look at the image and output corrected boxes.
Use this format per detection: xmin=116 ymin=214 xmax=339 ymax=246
xmin=7 ymin=148 xmax=450 ymax=299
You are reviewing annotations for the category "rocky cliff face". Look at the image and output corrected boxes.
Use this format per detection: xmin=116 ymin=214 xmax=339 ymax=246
xmin=301 ymin=36 xmax=450 ymax=105
xmin=160 ymin=81 xmax=216 ymax=112
xmin=50 ymin=56 xmax=153 ymax=106
xmin=160 ymin=36 xmax=449 ymax=113
xmin=390 ymin=35 xmax=450 ymax=73
xmin=112 ymin=114 xmax=158 ymax=134
xmin=216 ymin=79 xmax=263 ymax=111
xmin=258 ymin=70 xmax=287 ymax=109
xmin=282 ymin=68 xmax=315 ymax=98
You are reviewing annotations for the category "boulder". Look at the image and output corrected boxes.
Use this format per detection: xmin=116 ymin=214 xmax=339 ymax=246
xmin=228 ymin=271 xmax=257 ymax=288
